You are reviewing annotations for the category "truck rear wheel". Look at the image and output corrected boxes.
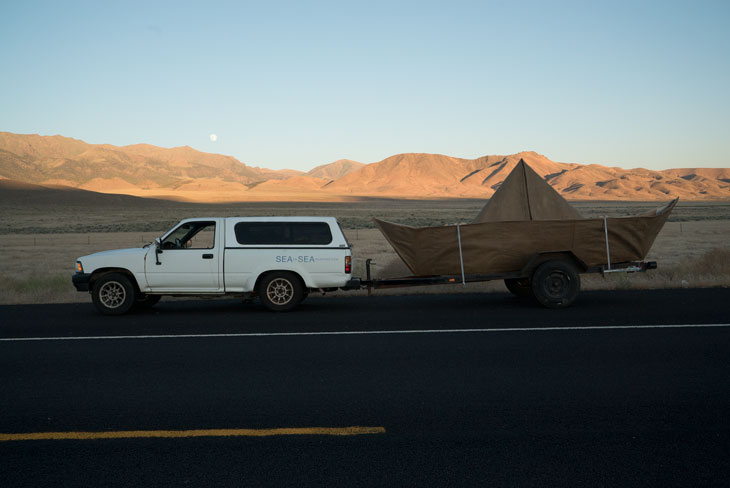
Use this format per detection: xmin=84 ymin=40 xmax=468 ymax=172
xmin=531 ymin=260 xmax=580 ymax=309
xmin=91 ymin=273 xmax=136 ymax=315
xmin=504 ymin=278 xmax=533 ymax=298
xmin=259 ymin=272 xmax=304 ymax=312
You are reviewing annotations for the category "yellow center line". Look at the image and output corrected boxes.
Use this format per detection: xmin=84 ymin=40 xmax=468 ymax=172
xmin=0 ymin=426 xmax=386 ymax=442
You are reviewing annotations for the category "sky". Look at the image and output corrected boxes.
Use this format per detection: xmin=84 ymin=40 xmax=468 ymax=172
xmin=1 ymin=0 xmax=729 ymax=171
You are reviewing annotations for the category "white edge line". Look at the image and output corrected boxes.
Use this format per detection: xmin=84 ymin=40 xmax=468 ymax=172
xmin=1 ymin=324 xmax=729 ymax=342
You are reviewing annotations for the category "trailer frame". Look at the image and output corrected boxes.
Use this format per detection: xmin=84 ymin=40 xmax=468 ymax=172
xmin=341 ymin=255 xmax=657 ymax=308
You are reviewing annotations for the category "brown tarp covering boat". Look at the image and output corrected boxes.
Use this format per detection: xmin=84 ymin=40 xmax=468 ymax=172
xmin=374 ymin=160 xmax=677 ymax=276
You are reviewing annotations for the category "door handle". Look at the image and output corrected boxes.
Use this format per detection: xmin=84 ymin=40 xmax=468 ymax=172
xmin=202 ymin=254 xmax=214 ymax=259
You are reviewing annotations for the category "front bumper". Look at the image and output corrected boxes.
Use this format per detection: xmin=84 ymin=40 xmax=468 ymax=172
xmin=72 ymin=273 xmax=92 ymax=292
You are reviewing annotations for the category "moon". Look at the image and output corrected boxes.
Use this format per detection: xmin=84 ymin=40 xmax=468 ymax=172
xmin=209 ymin=133 xmax=217 ymax=142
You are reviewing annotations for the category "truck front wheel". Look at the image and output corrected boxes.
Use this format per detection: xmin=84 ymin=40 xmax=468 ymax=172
xmin=531 ymin=260 xmax=580 ymax=309
xmin=259 ymin=272 xmax=304 ymax=312
xmin=91 ymin=273 xmax=136 ymax=315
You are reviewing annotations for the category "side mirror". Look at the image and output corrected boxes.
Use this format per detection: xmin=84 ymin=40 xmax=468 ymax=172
xmin=155 ymin=238 xmax=162 ymax=265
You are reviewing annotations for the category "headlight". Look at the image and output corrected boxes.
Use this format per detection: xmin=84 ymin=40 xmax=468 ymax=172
xmin=76 ymin=261 xmax=84 ymax=273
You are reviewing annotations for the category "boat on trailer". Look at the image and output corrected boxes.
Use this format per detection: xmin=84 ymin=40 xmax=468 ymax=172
xmin=367 ymin=160 xmax=677 ymax=308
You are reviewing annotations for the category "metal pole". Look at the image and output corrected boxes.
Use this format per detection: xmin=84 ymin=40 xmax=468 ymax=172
xmin=456 ymin=224 xmax=466 ymax=286
xmin=603 ymin=215 xmax=611 ymax=270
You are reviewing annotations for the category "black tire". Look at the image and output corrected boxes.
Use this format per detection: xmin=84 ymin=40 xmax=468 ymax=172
xmin=531 ymin=260 xmax=581 ymax=309
xmin=91 ymin=272 xmax=136 ymax=315
xmin=259 ymin=272 xmax=304 ymax=312
xmin=504 ymin=278 xmax=533 ymax=298
xmin=135 ymin=294 xmax=161 ymax=309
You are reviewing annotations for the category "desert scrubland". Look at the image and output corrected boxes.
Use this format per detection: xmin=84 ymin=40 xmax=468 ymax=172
xmin=0 ymin=199 xmax=728 ymax=305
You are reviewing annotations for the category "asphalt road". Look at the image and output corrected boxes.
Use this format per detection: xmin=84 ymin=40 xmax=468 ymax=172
xmin=1 ymin=289 xmax=729 ymax=487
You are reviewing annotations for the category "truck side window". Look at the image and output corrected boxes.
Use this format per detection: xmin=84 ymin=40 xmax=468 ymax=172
xmin=162 ymin=221 xmax=216 ymax=249
xmin=188 ymin=224 xmax=215 ymax=249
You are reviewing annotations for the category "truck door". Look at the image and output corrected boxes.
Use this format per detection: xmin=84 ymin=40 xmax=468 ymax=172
xmin=145 ymin=220 xmax=222 ymax=292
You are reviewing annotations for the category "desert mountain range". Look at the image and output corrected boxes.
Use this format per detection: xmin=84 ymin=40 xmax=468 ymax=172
xmin=0 ymin=132 xmax=728 ymax=202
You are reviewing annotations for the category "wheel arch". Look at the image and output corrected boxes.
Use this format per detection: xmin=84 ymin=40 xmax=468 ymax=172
xmin=520 ymin=251 xmax=587 ymax=277
xmin=253 ymin=269 xmax=306 ymax=295
xmin=89 ymin=268 xmax=142 ymax=294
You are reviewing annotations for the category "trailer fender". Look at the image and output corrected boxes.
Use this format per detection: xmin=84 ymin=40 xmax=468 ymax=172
xmin=520 ymin=251 xmax=587 ymax=276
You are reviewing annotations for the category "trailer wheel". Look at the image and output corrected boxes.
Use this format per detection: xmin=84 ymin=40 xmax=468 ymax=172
xmin=531 ymin=260 xmax=580 ymax=309
xmin=91 ymin=273 xmax=136 ymax=315
xmin=259 ymin=272 xmax=304 ymax=312
xmin=504 ymin=278 xmax=533 ymax=298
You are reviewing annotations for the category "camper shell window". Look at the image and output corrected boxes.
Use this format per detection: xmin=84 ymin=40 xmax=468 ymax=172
xmin=234 ymin=222 xmax=333 ymax=246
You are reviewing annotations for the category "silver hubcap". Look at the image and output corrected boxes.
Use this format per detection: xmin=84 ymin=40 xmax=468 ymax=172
xmin=267 ymin=278 xmax=294 ymax=305
xmin=99 ymin=281 xmax=126 ymax=309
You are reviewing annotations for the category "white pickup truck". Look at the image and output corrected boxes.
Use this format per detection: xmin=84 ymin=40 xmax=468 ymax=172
xmin=72 ymin=217 xmax=354 ymax=314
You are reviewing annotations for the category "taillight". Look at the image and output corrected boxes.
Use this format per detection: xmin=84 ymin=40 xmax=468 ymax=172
xmin=345 ymin=256 xmax=352 ymax=274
